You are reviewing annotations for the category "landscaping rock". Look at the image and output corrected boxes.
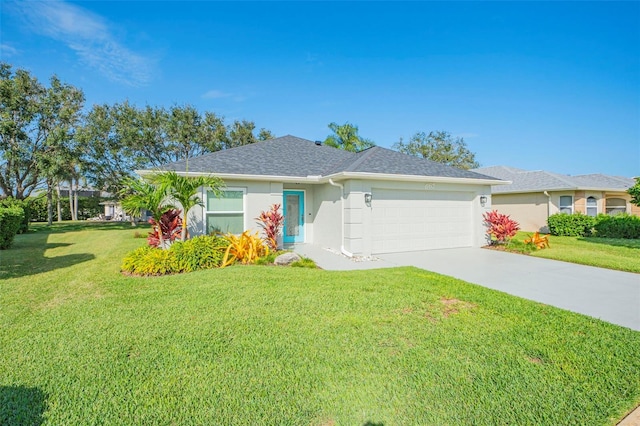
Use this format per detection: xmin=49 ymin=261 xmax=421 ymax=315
xmin=274 ymin=252 xmax=301 ymax=266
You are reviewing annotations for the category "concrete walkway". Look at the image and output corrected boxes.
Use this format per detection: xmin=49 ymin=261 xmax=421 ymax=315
xmin=291 ymin=244 xmax=640 ymax=331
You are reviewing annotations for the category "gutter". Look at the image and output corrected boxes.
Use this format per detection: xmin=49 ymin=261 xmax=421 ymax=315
xmin=328 ymin=179 xmax=354 ymax=258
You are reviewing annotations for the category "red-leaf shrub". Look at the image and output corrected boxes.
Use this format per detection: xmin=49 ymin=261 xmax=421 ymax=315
xmin=148 ymin=209 xmax=183 ymax=248
xmin=256 ymin=203 xmax=284 ymax=251
xmin=483 ymin=210 xmax=520 ymax=244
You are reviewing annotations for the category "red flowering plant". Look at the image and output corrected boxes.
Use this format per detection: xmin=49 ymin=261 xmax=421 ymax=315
xmin=256 ymin=203 xmax=285 ymax=251
xmin=483 ymin=210 xmax=520 ymax=245
xmin=148 ymin=209 xmax=183 ymax=248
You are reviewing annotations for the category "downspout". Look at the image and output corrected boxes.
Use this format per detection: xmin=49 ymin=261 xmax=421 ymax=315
xmin=544 ymin=191 xmax=551 ymax=231
xmin=329 ymin=179 xmax=354 ymax=257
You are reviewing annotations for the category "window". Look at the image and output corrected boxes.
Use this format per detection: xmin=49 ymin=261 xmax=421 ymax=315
xmin=205 ymin=188 xmax=245 ymax=234
xmin=559 ymin=195 xmax=573 ymax=214
xmin=606 ymin=198 xmax=626 ymax=215
xmin=586 ymin=196 xmax=597 ymax=217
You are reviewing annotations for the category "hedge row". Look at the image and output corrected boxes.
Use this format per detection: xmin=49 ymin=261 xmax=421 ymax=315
xmin=548 ymin=212 xmax=640 ymax=239
xmin=0 ymin=206 xmax=25 ymax=249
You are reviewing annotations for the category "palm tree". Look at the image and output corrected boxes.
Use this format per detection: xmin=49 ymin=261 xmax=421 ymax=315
xmin=323 ymin=122 xmax=375 ymax=152
xmin=150 ymin=171 xmax=224 ymax=241
xmin=119 ymin=178 xmax=173 ymax=247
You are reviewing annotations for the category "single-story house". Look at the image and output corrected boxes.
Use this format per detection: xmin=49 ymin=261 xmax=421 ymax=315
xmin=473 ymin=165 xmax=639 ymax=232
xmin=148 ymin=135 xmax=506 ymax=256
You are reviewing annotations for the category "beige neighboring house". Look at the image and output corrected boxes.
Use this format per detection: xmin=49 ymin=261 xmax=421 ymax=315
xmin=472 ymin=166 xmax=639 ymax=232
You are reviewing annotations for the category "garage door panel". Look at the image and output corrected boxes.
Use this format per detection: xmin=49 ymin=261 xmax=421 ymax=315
xmin=372 ymin=188 xmax=473 ymax=254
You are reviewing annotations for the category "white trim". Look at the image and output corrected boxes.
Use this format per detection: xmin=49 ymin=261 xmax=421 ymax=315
xmin=135 ymin=169 xmax=508 ymax=186
xmin=203 ymin=187 xmax=247 ymax=234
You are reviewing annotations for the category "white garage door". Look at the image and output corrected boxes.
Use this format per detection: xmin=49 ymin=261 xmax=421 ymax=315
xmin=371 ymin=189 xmax=474 ymax=254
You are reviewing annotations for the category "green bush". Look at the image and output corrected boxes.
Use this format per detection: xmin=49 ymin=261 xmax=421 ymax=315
xmin=121 ymin=246 xmax=177 ymax=276
xmin=593 ymin=213 xmax=640 ymax=239
xmin=121 ymin=235 xmax=229 ymax=276
xmin=0 ymin=197 xmax=31 ymax=233
xmin=0 ymin=206 xmax=25 ymax=249
xmin=547 ymin=213 xmax=596 ymax=237
xmin=171 ymin=235 xmax=229 ymax=273
xmin=290 ymin=257 xmax=318 ymax=268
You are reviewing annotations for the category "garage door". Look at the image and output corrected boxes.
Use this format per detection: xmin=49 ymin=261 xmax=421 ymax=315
xmin=371 ymin=189 xmax=474 ymax=254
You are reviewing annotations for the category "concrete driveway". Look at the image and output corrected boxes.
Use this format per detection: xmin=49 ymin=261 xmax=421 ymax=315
xmin=378 ymin=248 xmax=640 ymax=331
xmin=292 ymin=244 xmax=640 ymax=331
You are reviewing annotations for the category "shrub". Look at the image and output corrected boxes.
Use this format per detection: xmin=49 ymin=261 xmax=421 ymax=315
xmin=256 ymin=204 xmax=284 ymax=251
xmin=221 ymin=231 xmax=269 ymax=267
xmin=148 ymin=209 xmax=182 ymax=248
xmin=547 ymin=213 xmax=596 ymax=237
xmin=523 ymin=232 xmax=550 ymax=250
xmin=121 ymin=235 xmax=229 ymax=276
xmin=0 ymin=206 xmax=25 ymax=249
xmin=593 ymin=213 xmax=640 ymax=239
xmin=121 ymin=246 xmax=177 ymax=276
xmin=171 ymin=235 xmax=229 ymax=272
xmin=0 ymin=197 xmax=31 ymax=233
xmin=483 ymin=210 xmax=520 ymax=244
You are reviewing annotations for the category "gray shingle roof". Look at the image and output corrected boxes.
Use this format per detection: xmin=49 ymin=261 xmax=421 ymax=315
xmin=158 ymin=135 xmax=501 ymax=182
xmin=473 ymin=165 xmax=635 ymax=193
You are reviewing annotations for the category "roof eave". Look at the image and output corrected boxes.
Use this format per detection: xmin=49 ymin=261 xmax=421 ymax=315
xmin=322 ymin=171 xmax=510 ymax=186
xmin=136 ymin=169 xmax=322 ymax=183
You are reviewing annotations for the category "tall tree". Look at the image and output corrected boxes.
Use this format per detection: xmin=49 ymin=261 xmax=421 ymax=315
xmin=222 ymin=119 xmax=273 ymax=149
xmin=323 ymin=122 xmax=375 ymax=152
xmin=393 ymin=131 xmax=480 ymax=170
xmin=0 ymin=63 xmax=84 ymax=225
xmin=628 ymin=178 xmax=640 ymax=207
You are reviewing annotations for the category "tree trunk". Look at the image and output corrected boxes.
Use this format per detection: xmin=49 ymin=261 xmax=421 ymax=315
xmin=56 ymin=183 xmax=62 ymax=222
xmin=47 ymin=183 xmax=54 ymax=226
xmin=72 ymin=177 xmax=78 ymax=221
xmin=68 ymin=181 xmax=75 ymax=221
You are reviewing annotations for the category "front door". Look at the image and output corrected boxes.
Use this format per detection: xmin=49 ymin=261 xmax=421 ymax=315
xmin=283 ymin=190 xmax=304 ymax=243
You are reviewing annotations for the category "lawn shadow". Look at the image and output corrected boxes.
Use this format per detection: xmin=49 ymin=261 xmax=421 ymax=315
xmin=363 ymin=422 xmax=384 ymax=426
xmin=0 ymin=385 xmax=48 ymax=425
xmin=577 ymin=236 xmax=640 ymax=250
xmin=29 ymin=221 xmax=148 ymax=234
xmin=0 ymin=232 xmax=95 ymax=279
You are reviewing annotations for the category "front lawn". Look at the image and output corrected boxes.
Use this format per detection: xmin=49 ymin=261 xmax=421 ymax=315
xmin=1 ymin=223 xmax=639 ymax=425
xmin=508 ymin=232 xmax=640 ymax=273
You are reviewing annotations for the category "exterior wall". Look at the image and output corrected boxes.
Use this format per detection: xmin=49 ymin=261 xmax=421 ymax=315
xmin=308 ymin=183 xmax=342 ymax=250
xmin=343 ymin=179 xmax=492 ymax=256
xmin=491 ymin=192 xmax=550 ymax=232
xmin=187 ymin=180 xmax=282 ymax=239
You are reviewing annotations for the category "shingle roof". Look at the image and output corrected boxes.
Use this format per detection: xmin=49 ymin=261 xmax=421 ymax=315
xmin=158 ymin=135 xmax=501 ymax=182
xmin=473 ymin=165 xmax=635 ymax=193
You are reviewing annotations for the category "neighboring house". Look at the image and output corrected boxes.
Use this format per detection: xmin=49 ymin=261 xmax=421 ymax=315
xmin=148 ymin=135 xmax=506 ymax=256
xmin=473 ymin=166 xmax=639 ymax=232
xmin=99 ymin=201 xmax=127 ymax=221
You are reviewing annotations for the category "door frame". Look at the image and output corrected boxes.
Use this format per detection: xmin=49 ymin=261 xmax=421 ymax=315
xmin=283 ymin=190 xmax=305 ymax=243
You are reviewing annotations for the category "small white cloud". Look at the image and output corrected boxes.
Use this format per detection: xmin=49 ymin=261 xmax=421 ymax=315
xmin=202 ymin=89 xmax=232 ymax=99
xmin=0 ymin=43 xmax=20 ymax=57
xmin=202 ymin=89 xmax=247 ymax=102
xmin=8 ymin=0 xmax=154 ymax=86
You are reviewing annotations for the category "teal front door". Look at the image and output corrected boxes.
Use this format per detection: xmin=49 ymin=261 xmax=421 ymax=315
xmin=283 ymin=191 xmax=304 ymax=243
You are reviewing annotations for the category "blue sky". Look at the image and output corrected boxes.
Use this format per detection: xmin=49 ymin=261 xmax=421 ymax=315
xmin=1 ymin=1 xmax=639 ymax=177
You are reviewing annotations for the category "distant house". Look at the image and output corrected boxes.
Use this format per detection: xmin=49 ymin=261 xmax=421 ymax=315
xmin=473 ymin=166 xmax=639 ymax=232
xmin=144 ymin=135 xmax=507 ymax=256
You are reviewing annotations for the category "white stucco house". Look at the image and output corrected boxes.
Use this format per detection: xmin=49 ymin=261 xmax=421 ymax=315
xmin=147 ymin=135 xmax=507 ymax=256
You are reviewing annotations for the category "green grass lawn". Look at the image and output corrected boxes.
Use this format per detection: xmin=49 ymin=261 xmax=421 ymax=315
xmin=509 ymin=232 xmax=640 ymax=273
xmin=1 ymin=223 xmax=639 ymax=425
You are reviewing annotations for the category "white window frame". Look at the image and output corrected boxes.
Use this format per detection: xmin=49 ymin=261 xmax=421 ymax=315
xmin=203 ymin=187 xmax=246 ymax=234
xmin=605 ymin=197 xmax=627 ymax=215
xmin=559 ymin=195 xmax=573 ymax=214
xmin=586 ymin=196 xmax=598 ymax=217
